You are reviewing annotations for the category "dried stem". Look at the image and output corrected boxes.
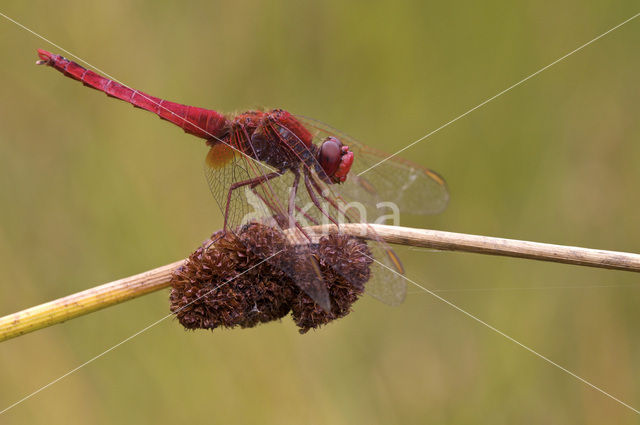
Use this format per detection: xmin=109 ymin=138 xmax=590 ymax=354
xmin=307 ymin=224 xmax=640 ymax=273
xmin=1 ymin=224 xmax=639 ymax=342
xmin=0 ymin=261 xmax=184 ymax=342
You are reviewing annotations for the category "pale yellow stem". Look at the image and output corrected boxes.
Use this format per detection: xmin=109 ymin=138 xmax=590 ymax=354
xmin=2 ymin=224 xmax=639 ymax=343
xmin=0 ymin=260 xmax=184 ymax=342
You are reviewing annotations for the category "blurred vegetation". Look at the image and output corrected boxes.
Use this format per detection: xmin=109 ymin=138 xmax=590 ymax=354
xmin=0 ymin=1 xmax=639 ymax=424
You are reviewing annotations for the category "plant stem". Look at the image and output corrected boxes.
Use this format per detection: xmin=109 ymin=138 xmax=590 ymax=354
xmin=0 ymin=260 xmax=184 ymax=342
xmin=308 ymin=224 xmax=640 ymax=272
xmin=2 ymin=224 xmax=639 ymax=343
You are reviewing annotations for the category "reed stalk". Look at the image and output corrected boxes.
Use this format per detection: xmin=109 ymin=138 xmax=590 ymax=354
xmin=1 ymin=224 xmax=638 ymax=343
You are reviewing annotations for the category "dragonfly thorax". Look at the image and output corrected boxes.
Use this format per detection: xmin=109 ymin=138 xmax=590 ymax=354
xmin=230 ymin=110 xmax=353 ymax=183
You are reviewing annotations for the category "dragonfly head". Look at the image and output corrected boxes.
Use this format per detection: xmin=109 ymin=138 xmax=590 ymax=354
xmin=317 ymin=136 xmax=354 ymax=184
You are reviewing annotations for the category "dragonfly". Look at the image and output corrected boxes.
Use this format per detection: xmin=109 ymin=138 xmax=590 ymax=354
xmin=36 ymin=49 xmax=449 ymax=312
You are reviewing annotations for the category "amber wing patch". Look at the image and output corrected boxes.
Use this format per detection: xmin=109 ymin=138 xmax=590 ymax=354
xmin=205 ymin=143 xmax=235 ymax=169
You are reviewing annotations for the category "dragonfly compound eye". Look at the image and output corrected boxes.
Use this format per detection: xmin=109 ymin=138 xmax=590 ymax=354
xmin=318 ymin=137 xmax=354 ymax=183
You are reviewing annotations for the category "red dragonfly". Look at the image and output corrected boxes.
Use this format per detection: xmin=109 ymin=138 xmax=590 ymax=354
xmin=36 ymin=49 xmax=449 ymax=311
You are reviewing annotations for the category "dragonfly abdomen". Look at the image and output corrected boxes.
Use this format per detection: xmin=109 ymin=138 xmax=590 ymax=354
xmin=36 ymin=49 xmax=229 ymax=141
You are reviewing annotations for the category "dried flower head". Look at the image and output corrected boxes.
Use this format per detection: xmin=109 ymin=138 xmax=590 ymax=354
xmin=291 ymin=233 xmax=372 ymax=333
xmin=169 ymin=223 xmax=372 ymax=333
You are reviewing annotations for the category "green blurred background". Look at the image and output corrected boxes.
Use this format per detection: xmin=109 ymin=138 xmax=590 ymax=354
xmin=1 ymin=1 xmax=639 ymax=423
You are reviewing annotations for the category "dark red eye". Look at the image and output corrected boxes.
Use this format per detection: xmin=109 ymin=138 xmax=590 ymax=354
xmin=318 ymin=137 xmax=354 ymax=183
xmin=318 ymin=137 xmax=342 ymax=177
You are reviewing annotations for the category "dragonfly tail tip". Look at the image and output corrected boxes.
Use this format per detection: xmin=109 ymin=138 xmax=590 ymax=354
xmin=36 ymin=49 xmax=53 ymax=65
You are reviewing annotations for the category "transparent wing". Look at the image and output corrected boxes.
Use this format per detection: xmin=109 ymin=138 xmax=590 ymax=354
xmin=267 ymin=119 xmax=421 ymax=306
xmin=296 ymin=115 xmax=450 ymax=216
xmin=293 ymin=115 xmax=450 ymax=305
xmin=204 ymin=113 xmax=448 ymax=308
xmin=204 ymin=142 xmax=265 ymax=230
xmin=204 ymin=130 xmax=331 ymax=311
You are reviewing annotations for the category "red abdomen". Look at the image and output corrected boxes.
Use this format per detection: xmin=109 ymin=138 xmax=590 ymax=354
xmin=37 ymin=49 xmax=229 ymax=141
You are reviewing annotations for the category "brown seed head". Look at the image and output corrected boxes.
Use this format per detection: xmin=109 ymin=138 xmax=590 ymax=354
xmin=169 ymin=223 xmax=373 ymax=333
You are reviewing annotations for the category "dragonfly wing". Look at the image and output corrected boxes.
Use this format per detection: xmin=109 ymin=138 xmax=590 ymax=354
xmin=205 ymin=142 xmax=261 ymax=230
xmin=291 ymin=115 xmax=451 ymax=305
xmin=296 ymin=115 xmax=449 ymax=216
xmin=342 ymin=159 xmax=449 ymax=215
xmin=359 ymin=243 xmax=406 ymax=305
xmin=204 ymin=133 xmax=331 ymax=311
xmin=267 ymin=118 xmax=416 ymax=306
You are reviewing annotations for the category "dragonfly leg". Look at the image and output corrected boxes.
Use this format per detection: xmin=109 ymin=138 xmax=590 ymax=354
xmin=288 ymin=170 xmax=301 ymax=224
xmin=308 ymin=173 xmax=354 ymax=223
xmin=303 ymin=170 xmax=339 ymax=226
xmin=249 ymin=188 xmax=280 ymax=221
xmin=204 ymin=230 xmax=226 ymax=251
xmin=295 ymin=204 xmax=319 ymax=225
xmin=246 ymin=182 xmax=319 ymax=227
xmin=248 ymin=186 xmax=316 ymax=254
xmin=223 ymin=172 xmax=281 ymax=231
